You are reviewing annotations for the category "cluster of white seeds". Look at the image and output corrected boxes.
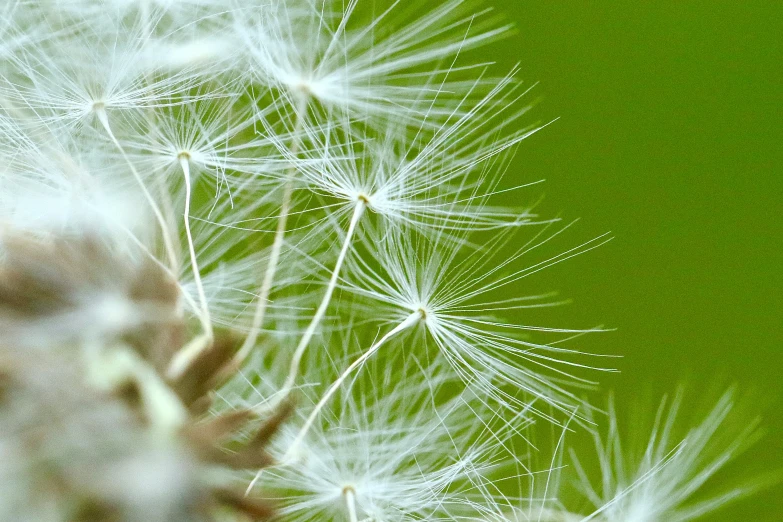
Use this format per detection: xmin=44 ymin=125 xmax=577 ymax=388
xmin=0 ymin=1 xmax=768 ymax=521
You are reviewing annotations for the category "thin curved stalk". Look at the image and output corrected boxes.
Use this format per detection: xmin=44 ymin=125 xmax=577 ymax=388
xmin=266 ymin=199 xmax=366 ymax=410
xmin=165 ymin=155 xmax=220 ymax=382
xmin=95 ymin=107 xmax=179 ymax=270
xmin=179 ymin=155 xmax=213 ymax=338
xmin=233 ymin=94 xmax=310 ymax=367
xmin=245 ymin=311 xmax=419 ymax=496
xmin=344 ymin=487 xmax=359 ymax=522
xmin=285 ymin=310 xmax=420 ymax=458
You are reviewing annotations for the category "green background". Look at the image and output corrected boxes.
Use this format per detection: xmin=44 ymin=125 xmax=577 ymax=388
xmin=489 ymin=1 xmax=781 ymax=519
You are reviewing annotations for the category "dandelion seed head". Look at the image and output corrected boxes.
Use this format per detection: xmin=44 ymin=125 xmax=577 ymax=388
xmin=1 ymin=0 xmax=771 ymax=520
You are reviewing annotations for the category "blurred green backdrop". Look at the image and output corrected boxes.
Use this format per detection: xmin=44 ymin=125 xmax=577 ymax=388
xmin=489 ymin=2 xmax=781 ymax=520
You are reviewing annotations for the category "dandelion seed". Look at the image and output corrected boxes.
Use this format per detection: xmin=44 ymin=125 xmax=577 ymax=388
xmin=257 ymin=356 xmax=529 ymax=521
xmin=239 ymin=0 xmax=511 ymax=122
xmin=340 ymin=225 xmax=616 ymax=425
xmin=572 ymin=389 xmax=764 ymax=522
xmin=265 ymin=69 xmax=547 ymax=235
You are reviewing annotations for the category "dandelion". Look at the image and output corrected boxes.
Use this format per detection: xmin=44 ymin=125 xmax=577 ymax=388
xmin=238 ymin=0 xmax=511 ymax=121
xmin=228 ymin=0 xmax=519 ymax=358
xmin=0 ymin=21 xmax=208 ymax=130
xmin=250 ymin=70 xmax=548 ymax=420
xmin=120 ymin=94 xmax=274 ymax=360
xmin=1 ymin=14 xmax=222 ymax=266
xmin=265 ymin=69 xmax=546 ymax=234
xmin=251 ymin=354 xmax=529 ymax=521
xmin=309 ymin=224 xmax=616 ymax=431
xmin=0 ymin=1 xmax=775 ymax=521
xmin=570 ymin=389 xmax=764 ymax=522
